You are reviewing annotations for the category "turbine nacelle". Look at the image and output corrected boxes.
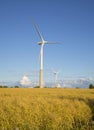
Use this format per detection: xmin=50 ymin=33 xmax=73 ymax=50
xmin=38 ymin=40 xmax=48 ymax=45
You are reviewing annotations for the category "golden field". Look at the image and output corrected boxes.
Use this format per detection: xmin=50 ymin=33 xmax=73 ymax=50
xmin=0 ymin=88 xmax=94 ymax=130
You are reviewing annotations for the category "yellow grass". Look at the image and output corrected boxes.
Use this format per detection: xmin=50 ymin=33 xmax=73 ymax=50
xmin=0 ymin=88 xmax=94 ymax=130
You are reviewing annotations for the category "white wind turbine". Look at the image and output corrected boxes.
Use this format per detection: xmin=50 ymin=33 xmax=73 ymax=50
xmin=53 ymin=70 xmax=59 ymax=87
xmin=33 ymin=21 xmax=57 ymax=88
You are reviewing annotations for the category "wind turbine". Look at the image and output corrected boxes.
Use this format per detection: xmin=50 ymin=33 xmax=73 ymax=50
xmin=53 ymin=70 xmax=59 ymax=87
xmin=33 ymin=21 xmax=57 ymax=88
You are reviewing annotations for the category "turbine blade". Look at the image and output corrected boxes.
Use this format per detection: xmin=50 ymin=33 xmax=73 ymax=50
xmin=32 ymin=20 xmax=44 ymax=41
xmin=45 ymin=42 xmax=59 ymax=44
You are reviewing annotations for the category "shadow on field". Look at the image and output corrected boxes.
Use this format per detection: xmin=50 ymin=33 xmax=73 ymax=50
xmin=87 ymin=99 xmax=94 ymax=122
xmin=78 ymin=98 xmax=94 ymax=122
xmin=59 ymin=96 xmax=94 ymax=122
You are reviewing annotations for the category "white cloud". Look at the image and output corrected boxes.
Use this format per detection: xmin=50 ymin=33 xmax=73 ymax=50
xmin=62 ymin=78 xmax=94 ymax=88
xmin=20 ymin=76 xmax=31 ymax=86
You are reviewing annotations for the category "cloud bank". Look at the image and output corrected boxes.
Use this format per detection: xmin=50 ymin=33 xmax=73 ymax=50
xmin=62 ymin=78 xmax=94 ymax=88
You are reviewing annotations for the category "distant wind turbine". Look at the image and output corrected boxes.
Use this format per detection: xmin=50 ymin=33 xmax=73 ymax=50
xmin=53 ymin=70 xmax=59 ymax=87
xmin=33 ymin=21 xmax=57 ymax=88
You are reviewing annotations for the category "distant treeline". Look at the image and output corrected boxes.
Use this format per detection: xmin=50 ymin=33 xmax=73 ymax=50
xmin=0 ymin=85 xmax=19 ymax=88
xmin=0 ymin=84 xmax=94 ymax=88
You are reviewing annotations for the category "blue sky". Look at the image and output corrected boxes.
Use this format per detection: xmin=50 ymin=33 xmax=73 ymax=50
xmin=0 ymin=0 xmax=94 ymax=84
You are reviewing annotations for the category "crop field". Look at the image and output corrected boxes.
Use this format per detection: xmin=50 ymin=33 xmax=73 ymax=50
xmin=0 ymin=88 xmax=94 ymax=130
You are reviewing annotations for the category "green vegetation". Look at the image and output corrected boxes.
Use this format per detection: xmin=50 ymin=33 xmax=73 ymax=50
xmin=0 ymin=85 xmax=8 ymax=88
xmin=89 ymin=84 xmax=94 ymax=89
xmin=0 ymin=88 xmax=94 ymax=130
xmin=14 ymin=86 xmax=19 ymax=88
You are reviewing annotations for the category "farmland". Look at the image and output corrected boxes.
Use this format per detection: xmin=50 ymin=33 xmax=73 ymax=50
xmin=0 ymin=88 xmax=94 ymax=130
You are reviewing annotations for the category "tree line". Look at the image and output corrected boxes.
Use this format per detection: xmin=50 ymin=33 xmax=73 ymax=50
xmin=0 ymin=85 xmax=19 ymax=88
xmin=0 ymin=84 xmax=94 ymax=88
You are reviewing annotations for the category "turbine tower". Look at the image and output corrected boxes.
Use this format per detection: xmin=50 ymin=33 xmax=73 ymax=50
xmin=33 ymin=21 xmax=56 ymax=88
xmin=53 ymin=71 xmax=59 ymax=87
